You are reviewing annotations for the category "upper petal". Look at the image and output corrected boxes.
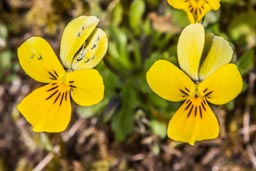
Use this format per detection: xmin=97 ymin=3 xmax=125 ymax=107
xmin=168 ymin=97 xmax=219 ymax=145
xmin=60 ymin=16 xmax=99 ymax=69
xmin=199 ymin=36 xmax=233 ymax=80
xmin=146 ymin=60 xmax=196 ymax=102
xmin=70 ymin=28 xmax=108 ymax=70
xmin=17 ymin=37 xmax=65 ymax=83
xmin=67 ymin=69 xmax=104 ymax=106
xmin=198 ymin=64 xmax=243 ymax=105
xmin=17 ymin=83 xmax=72 ymax=132
xmin=178 ymin=23 xmax=205 ymax=81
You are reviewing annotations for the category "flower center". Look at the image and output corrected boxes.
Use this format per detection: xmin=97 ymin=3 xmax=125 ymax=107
xmin=183 ymin=96 xmax=207 ymax=119
xmin=58 ymin=72 xmax=77 ymax=91
xmin=45 ymin=72 xmax=77 ymax=106
xmin=179 ymin=85 xmax=213 ymax=119
xmin=45 ymin=81 xmax=70 ymax=106
xmin=185 ymin=0 xmax=209 ymax=20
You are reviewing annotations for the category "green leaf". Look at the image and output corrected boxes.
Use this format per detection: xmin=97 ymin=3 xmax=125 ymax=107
xmin=129 ymin=0 xmax=145 ymax=34
xmin=0 ymin=50 xmax=12 ymax=81
xmin=0 ymin=24 xmax=8 ymax=40
xmin=77 ymin=99 xmax=108 ymax=119
xmin=107 ymin=26 xmax=144 ymax=75
xmin=126 ymin=30 xmax=142 ymax=68
xmin=111 ymin=108 xmax=134 ymax=142
xmin=237 ymin=49 xmax=254 ymax=75
xmin=171 ymin=10 xmax=189 ymax=27
xmin=228 ymin=12 xmax=256 ymax=47
xmin=108 ymin=26 xmax=131 ymax=69
xmin=150 ymin=120 xmax=167 ymax=138
xmin=111 ymin=84 xmax=137 ymax=141
xmin=111 ymin=2 xmax=123 ymax=26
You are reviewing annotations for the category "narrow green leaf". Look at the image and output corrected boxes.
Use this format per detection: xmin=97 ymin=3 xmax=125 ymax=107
xmin=129 ymin=0 xmax=145 ymax=34
xmin=237 ymin=49 xmax=254 ymax=75
xmin=111 ymin=84 xmax=137 ymax=141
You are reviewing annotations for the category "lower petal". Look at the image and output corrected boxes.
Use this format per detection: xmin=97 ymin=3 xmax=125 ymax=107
xmin=67 ymin=69 xmax=104 ymax=106
xmin=17 ymin=84 xmax=72 ymax=132
xmin=167 ymin=97 xmax=219 ymax=145
xmin=168 ymin=0 xmax=220 ymax=23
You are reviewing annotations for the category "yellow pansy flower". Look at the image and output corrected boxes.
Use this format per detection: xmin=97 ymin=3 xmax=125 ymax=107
xmin=167 ymin=0 xmax=220 ymax=23
xmin=17 ymin=16 xmax=108 ymax=132
xmin=146 ymin=23 xmax=243 ymax=145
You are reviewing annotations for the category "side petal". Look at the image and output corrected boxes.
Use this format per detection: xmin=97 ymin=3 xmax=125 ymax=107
xmin=60 ymin=16 xmax=99 ymax=69
xmin=168 ymin=97 xmax=219 ymax=145
xmin=146 ymin=60 xmax=196 ymax=102
xmin=71 ymin=28 xmax=108 ymax=70
xmin=17 ymin=37 xmax=65 ymax=83
xmin=67 ymin=69 xmax=104 ymax=106
xmin=208 ymin=0 xmax=221 ymax=10
xmin=178 ymin=23 xmax=205 ymax=81
xmin=198 ymin=64 xmax=243 ymax=105
xmin=17 ymin=83 xmax=71 ymax=132
xmin=199 ymin=36 xmax=233 ymax=80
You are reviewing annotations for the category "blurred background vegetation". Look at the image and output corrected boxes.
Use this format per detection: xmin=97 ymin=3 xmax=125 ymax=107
xmin=0 ymin=0 xmax=256 ymax=170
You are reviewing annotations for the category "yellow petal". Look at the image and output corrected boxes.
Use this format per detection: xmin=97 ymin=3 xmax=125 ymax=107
xmin=198 ymin=64 xmax=243 ymax=105
xmin=167 ymin=0 xmax=186 ymax=9
xmin=17 ymin=37 xmax=65 ymax=83
xmin=60 ymin=16 xmax=99 ymax=69
xmin=168 ymin=97 xmax=219 ymax=145
xmin=201 ymin=33 xmax=214 ymax=60
xmin=67 ymin=69 xmax=104 ymax=106
xmin=146 ymin=60 xmax=196 ymax=102
xmin=71 ymin=28 xmax=108 ymax=70
xmin=208 ymin=0 xmax=221 ymax=10
xmin=17 ymin=83 xmax=71 ymax=132
xmin=167 ymin=0 xmax=220 ymax=23
xmin=199 ymin=36 xmax=233 ymax=80
xmin=178 ymin=23 xmax=204 ymax=80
